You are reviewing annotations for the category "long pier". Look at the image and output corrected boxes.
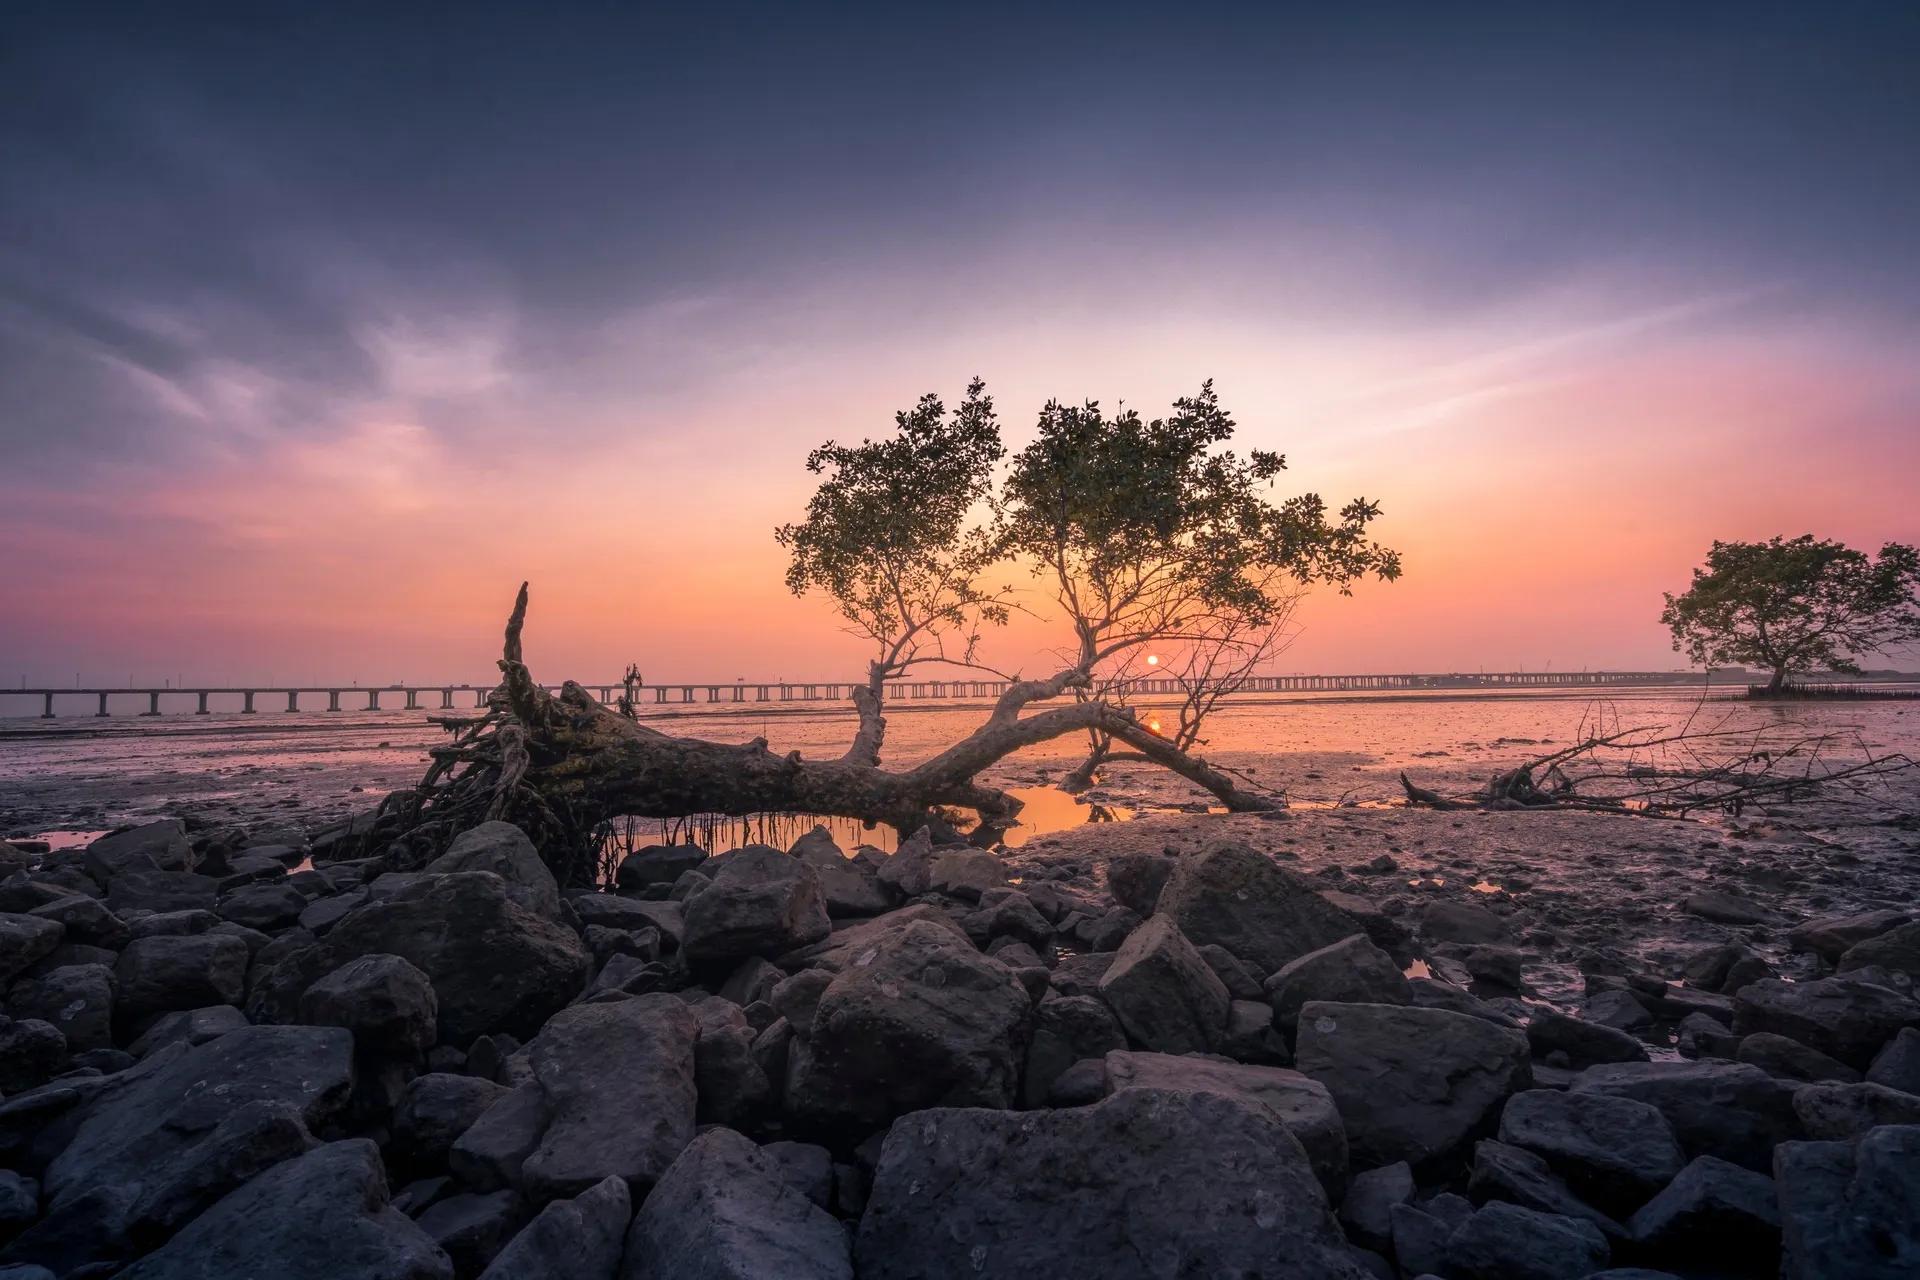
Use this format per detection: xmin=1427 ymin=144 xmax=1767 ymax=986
xmin=7 ymin=670 xmax=1733 ymax=718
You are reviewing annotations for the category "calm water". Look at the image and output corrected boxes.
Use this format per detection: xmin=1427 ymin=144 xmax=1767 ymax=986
xmin=4 ymin=686 xmax=1916 ymax=846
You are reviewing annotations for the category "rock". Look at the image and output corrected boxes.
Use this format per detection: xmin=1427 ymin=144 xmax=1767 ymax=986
xmin=682 ymin=847 xmax=830 ymax=964
xmin=1497 ymin=1089 xmax=1685 ymax=1215
xmin=127 ymin=1004 xmax=248 ymax=1056
xmin=392 ymin=1073 xmax=508 ymax=1177
xmin=1774 ymin=1125 xmax=1920 ymax=1279
xmin=1445 ymin=1201 xmax=1610 ymax=1280
xmin=115 ymin=932 xmax=249 ymax=1023
xmin=218 ymin=881 xmax=309 ymax=931
xmin=300 ymin=954 xmax=439 ymax=1059
xmin=962 ymin=890 xmax=1053 ymax=949
xmin=1295 ymin=1001 xmax=1531 ymax=1169
xmin=83 ymin=821 xmax=193 ymax=883
xmin=119 ymin=1099 xmax=318 ymax=1244
xmin=426 ymin=822 xmax=561 ymax=918
xmin=1738 ymin=1031 xmax=1861 ymax=1083
xmin=1869 ymin=1028 xmax=1920 ymax=1093
xmin=1839 ymin=921 xmax=1920 ymax=979
xmin=774 ymin=904 xmax=966 ymax=973
xmin=126 ymin=907 xmax=219 ymax=939
xmin=855 ymin=1088 xmax=1367 ymax=1279
xmin=1023 ymin=994 xmax=1125 ymax=1107
xmin=477 ymin=1174 xmax=628 ymax=1280
xmin=466 ymin=993 xmax=698 ymax=1200
xmin=1791 ymin=909 xmax=1913 ymax=964
xmin=251 ymin=872 xmax=591 ymax=1046
xmin=7 ymin=964 xmax=115 ymax=1053
xmin=1409 ymin=976 xmax=1520 ymax=1026
xmin=1792 ymin=1081 xmax=1920 ymax=1139
xmin=1197 ymin=943 xmax=1264 ymax=1000
xmin=768 ymin=969 xmax=833 ymax=1040
xmin=1102 ymin=1050 xmax=1349 ymax=1193
xmin=690 ymin=998 xmax=771 ymax=1127
xmin=1568 ymin=1061 xmax=1801 ymax=1172
xmin=414 ymin=1188 xmax=526 ymax=1276
xmin=1390 ymin=1194 xmax=1473 ymax=1276
xmin=1097 ymin=914 xmax=1229 ymax=1054
xmin=1734 ymin=975 xmax=1920 ymax=1070
xmin=760 ymin=1140 xmax=833 ymax=1210
xmin=1676 ymin=1011 xmax=1740 ymax=1059
xmin=1468 ymin=1140 xmax=1624 ymax=1241
xmin=1105 ymin=852 xmax=1178 ymax=916
xmin=0 ymin=915 xmax=64 ymax=983
xmin=25 ymin=896 xmax=127 ymax=949
xmin=790 ymin=832 xmax=891 ymax=919
xmin=615 ymin=844 xmax=708 ymax=892
xmin=1339 ymin=1161 xmax=1413 ymax=1252
xmin=0 ymin=1169 xmax=37 ymax=1233
xmin=1459 ymin=944 xmax=1525 ymax=989
xmin=785 ymin=920 xmax=1029 ymax=1129
xmin=1625 ymin=1154 xmax=1779 ymax=1268
xmin=1420 ymin=900 xmax=1513 ymax=946
xmin=1265 ymin=933 xmax=1410 ymax=1039
xmin=115 ymin=1139 xmax=452 ymax=1280
xmin=925 ymin=848 xmax=1006 ymax=901
xmin=0 ymin=1019 xmax=66 ymax=1094
xmin=1681 ymin=890 xmax=1777 ymax=925
xmin=1220 ymin=997 xmax=1290 ymax=1064
xmin=1154 ymin=843 xmax=1362 ymax=973
xmin=1046 ymin=950 xmax=1116 ymax=999
xmin=621 ymin=1128 xmax=850 ymax=1280
xmin=1583 ymin=988 xmax=1653 ymax=1031
xmin=1526 ymin=1009 xmax=1648 ymax=1067
xmin=873 ymin=827 xmax=938 ymax=898
xmin=107 ymin=870 xmax=220 ymax=915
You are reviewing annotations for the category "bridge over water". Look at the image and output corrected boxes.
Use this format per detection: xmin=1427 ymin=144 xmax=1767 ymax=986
xmin=9 ymin=670 xmax=1730 ymax=718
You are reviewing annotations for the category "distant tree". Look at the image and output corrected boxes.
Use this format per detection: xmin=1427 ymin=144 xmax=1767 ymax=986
xmin=1661 ymin=536 xmax=1920 ymax=693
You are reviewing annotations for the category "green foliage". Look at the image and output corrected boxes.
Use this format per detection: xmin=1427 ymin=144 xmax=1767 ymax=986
xmin=1000 ymin=380 xmax=1400 ymax=665
xmin=775 ymin=379 xmax=1009 ymax=671
xmin=1661 ymin=536 xmax=1920 ymax=686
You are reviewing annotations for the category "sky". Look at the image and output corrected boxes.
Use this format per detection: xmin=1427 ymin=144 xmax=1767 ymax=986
xmin=3 ymin=2 xmax=1918 ymax=687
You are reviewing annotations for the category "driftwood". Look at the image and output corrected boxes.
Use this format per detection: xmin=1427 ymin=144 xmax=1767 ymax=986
xmin=373 ymin=584 xmax=1277 ymax=883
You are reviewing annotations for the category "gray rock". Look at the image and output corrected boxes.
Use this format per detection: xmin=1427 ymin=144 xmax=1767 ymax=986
xmin=107 ymin=870 xmax=220 ymax=915
xmin=0 ymin=1169 xmax=36 ymax=1233
xmin=1526 ymin=1009 xmax=1648 ymax=1067
xmin=785 ymin=919 xmax=1029 ymax=1129
xmin=0 ymin=914 xmax=64 ymax=984
xmin=622 ymin=1128 xmax=850 ymax=1280
xmin=25 ymin=895 xmax=127 ymax=949
xmin=1445 ymin=1201 xmax=1610 ymax=1280
xmin=392 ymin=1073 xmax=509 ymax=1177
xmin=1220 ymin=996 xmax=1290 ymax=1064
xmin=1738 ymin=1031 xmax=1861 ymax=1083
xmin=1625 ymin=1154 xmax=1779 ymax=1268
xmin=759 ymin=1140 xmax=833 ymax=1209
xmin=300 ymin=953 xmax=439 ymax=1059
xmin=1421 ymin=900 xmax=1514 ymax=946
xmin=6 ymin=963 xmax=115 ymax=1053
xmin=1791 ymin=909 xmax=1912 ymax=963
xmin=1265 ymin=933 xmax=1410 ymax=1039
xmin=0 ymin=1019 xmax=66 ymax=1094
xmin=414 ymin=1188 xmax=527 ymax=1276
xmin=1498 ymin=1089 xmax=1685 ymax=1215
xmin=1339 ymin=1161 xmax=1412 ymax=1252
xmin=774 ymin=904 xmax=967 ymax=973
xmin=1102 ymin=1050 xmax=1349 ymax=1194
xmin=1839 ymin=921 xmax=1920 ymax=979
xmin=120 ymin=1099 xmax=318 ymax=1244
xmin=1676 ymin=1011 xmax=1740 ymax=1059
xmin=690 ymin=997 xmax=771 ymax=1127
xmin=426 ymin=822 xmax=561 ymax=918
xmin=127 ymin=1004 xmax=248 ymax=1057
xmin=682 ymin=847 xmax=830 ymax=964
xmin=1106 ymin=851 xmax=1179 ymax=916
xmin=790 ymin=831 xmax=892 ymax=919
xmin=1410 ymin=977 xmax=1520 ymax=1026
xmin=925 ymin=848 xmax=1007 ymax=901
xmin=115 ymin=1139 xmax=452 ymax=1280
xmin=1295 ymin=1001 xmax=1531 ymax=1169
xmin=115 ymin=932 xmax=249 ymax=1023
xmin=855 ymin=1088 xmax=1367 ymax=1279
xmin=1024 ymin=994 xmax=1125 ymax=1107
xmin=1468 ymin=1139 xmax=1624 ymax=1240
xmin=1097 ymin=914 xmax=1229 ymax=1054
xmin=1868 ymin=1027 xmax=1920 ymax=1094
xmin=1734 ymin=975 xmax=1920 ymax=1070
xmin=962 ymin=890 xmax=1053 ymax=949
xmin=615 ymin=844 xmax=708 ymax=891
xmin=218 ymin=881 xmax=309 ymax=931
xmin=1774 ymin=1125 xmax=1920 ymax=1279
xmin=768 ymin=968 xmax=832 ymax=1039
xmin=1583 ymin=988 xmax=1653 ymax=1031
xmin=1681 ymin=890 xmax=1777 ymax=925
xmin=477 ymin=1175 xmax=629 ymax=1280
xmin=250 ymin=871 xmax=591 ymax=1046
xmin=873 ymin=827 xmax=937 ymax=898
xmin=1792 ymin=1081 xmax=1920 ymax=1139
xmin=1155 ymin=842 xmax=1362 ymax=974
xmin=83 ymin=821 xmax=193 ymax=883
xmin=1390 ymin=1199 xmax=1463 ymax=1277
xmin=1196 ymin=943 xmax=1264 ymax=1000
xmin=1569 ymin=1060 xmax=1802 ymax=1172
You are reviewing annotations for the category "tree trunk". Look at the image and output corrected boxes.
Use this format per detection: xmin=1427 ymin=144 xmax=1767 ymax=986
xmin=1767 ymin=666 xmax=1788 ymax=695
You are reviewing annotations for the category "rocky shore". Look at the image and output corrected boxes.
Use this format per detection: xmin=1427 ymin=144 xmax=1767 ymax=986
xmin=1 ymin=812 xmax=1916 ymax=1278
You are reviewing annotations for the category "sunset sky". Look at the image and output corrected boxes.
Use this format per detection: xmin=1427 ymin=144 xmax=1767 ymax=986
xmin=4 ymin=4 xmax=1917 ymax=687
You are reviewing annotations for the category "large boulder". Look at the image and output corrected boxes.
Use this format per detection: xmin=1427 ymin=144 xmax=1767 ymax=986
xmin=478 ymin=1174 xmax=629 ymax=1280
xmin=1105 ymin=851 xmax=1179 ymax=916
xmin=250 ymin=872 xmax=590 ymax=1047
xmin=1526 ymin=1009 xmax=1648 ymax=1067
xmin=115 ymin=932 xmax=249 ymax=1023
xmin=1153 ymin=843 xmax=1362 ymax=974
xmin=1445 ymin=1201 xmax=1610 ymax=1280
xmin=1839 ymin=921 xmax=1920 ymax=978
xmin=1097 ymin=914 xmax=1229 ymax=1054
xmin=1568 ymin=1060 xmax=1801 ymax=1172
xmin=425 ymin=822 xmax=561 ymax=918
xmin=1102 ymin=1050 xmax=1348 ymax=1194
xmin=1497 ymin=1089 xmax=1685 ymax=1215
xmin=1023 ymin=995 xmax=1126 ymax=1107
xmin=620 ymin=1128 xmax=850 ymax=1280
xmin=1774 ymin=1125 xmax=1920 ymax=1280
xmin=1264 ymin=933 xmax=1410 ymax=1039
xmin=392 ymin=1074 xmax=509 ymax=1178
xmin=218 ymin=881 xmax=309 ymax=932
xmin=26 ymin=894 xmax=128 ymax=949
xmin=774 ymin=904 xmax=966 ymax=973
xmin=107 ymin=870 xmax=220 ymax=915
xmin=454 ymin=994 xmax=697 ymax=1199
xmin=1792 ymin=1081 xmax=1920 ymax=1140
xmin=116 ymin=1139 xmax=451 ymax=1280
xmin=785 ymin=919 xmax=1030 ymax=1130
xmin=1625 ymin=1154 xmax=1780 ymax=1270
xmin=0 ymin=1018 xmax=68 ymax=1095
xmin=854 ymin=1088 xmax=1369 ymax=1279
xmin=83 ymin=821 xmax=193 ymax=883
xmin=7 ymin=964 xmax=115 ymax=1053
xmin=0 ymin=914 xmax=64 ymax=983
xmin=681 ymin=847 xmax=830 ymax=964
xmin=789 ymin=828 xmax=891 ymax=918
xmin=1791 ymin=909 xmax=1913 ymax=964
xmin=1467 ymin=1140 xmax=1625 ymax=1242
xmin=1294 ymin=1001 xmax=1530 ymax=1169
xmin=299 ymin=954 xmax=439 ymax=1060
xmin=1733 ymin=976 xmax=1920 ymax=1070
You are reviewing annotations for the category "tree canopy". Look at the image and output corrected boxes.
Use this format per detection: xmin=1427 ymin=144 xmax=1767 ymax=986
xmin=1661 ymin=535 xmax=1920 ymax=691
